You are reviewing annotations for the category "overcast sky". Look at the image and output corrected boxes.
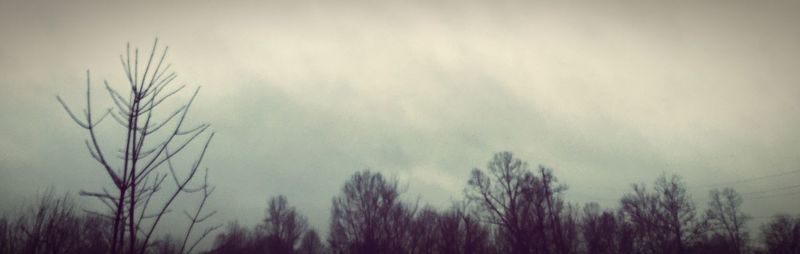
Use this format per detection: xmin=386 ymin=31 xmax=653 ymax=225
xmin=1 ymin=0 xmax=799 ymax=247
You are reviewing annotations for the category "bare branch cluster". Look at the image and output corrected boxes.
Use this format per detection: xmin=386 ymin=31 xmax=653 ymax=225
xmin=57 ymin=39 xmax=219 ymax=254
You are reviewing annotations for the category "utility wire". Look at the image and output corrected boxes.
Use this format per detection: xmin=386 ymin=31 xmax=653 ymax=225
xmin=743 ymin=189 xmax=800 ymax=201
xmin=689 ymin=169 xmax=800 ymax=189
xmin=740 ymin=183 xmax=800 ymax=196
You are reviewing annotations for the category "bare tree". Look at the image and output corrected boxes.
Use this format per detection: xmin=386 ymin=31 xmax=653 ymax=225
xmin=621 ymin=183 xmax=663 ymax=253
xmin=760 ymin=214 xmax=800 ymax=254
xmin=0 ymin=216 xmax=12 ymax=253
xmin=465 ymin=152 xmax=537 ymax=254
xmin=435 ymin=202 xmax=492 ymax=254
xmin=705 ymin=188 xmax=750 ymax=254
xmin=14 ymin=189 xmax=82 ymax=254
xmin=210 ymin=221 xmax=253 ymax=254
xmin=538 ymin=166 xmax=574 ymax=254
xmin=154 ymin=234 xmax=180 ymax=254
xmin=654 ymin=174 xmax=704 ymax=253
xmin=298 ymin=230 xmax=324 ymax=254
xmin=328 ymin=170 xmax=415 ymax=254
xmin=406 ymin=206 xmax=439 ymax=254
xmin=465 ymin=152 xmax=571 ymax=254
xmin=57 ymin=39 xmax=218 ymax=254
xmin=257 ymin=195 xmax=309 ymax=254
xmin=581 ymin=203 xmax=634 ymax=254
xmin=0 ymin=190 xmax=113 ymax=254
xmin=621 ymin=174 xmax=704 ymax=254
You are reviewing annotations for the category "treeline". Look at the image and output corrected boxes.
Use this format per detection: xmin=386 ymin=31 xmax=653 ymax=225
xmin=2 ymin=152 xmax=799 ymax=254
xmin=208 ymin=152 xmax=799 ymax=254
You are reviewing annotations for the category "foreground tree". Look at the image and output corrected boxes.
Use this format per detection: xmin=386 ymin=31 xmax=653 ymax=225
xmin=57 ymin=39 xmax=218 ymax=254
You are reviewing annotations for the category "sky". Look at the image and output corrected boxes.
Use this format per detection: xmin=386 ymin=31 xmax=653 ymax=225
xmin=1 ymin=0 xmax=799 ymax=248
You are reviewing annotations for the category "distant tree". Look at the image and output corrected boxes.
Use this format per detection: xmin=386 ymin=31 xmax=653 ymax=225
xmin=621 ymin=183 xmax=662 ymax=253
xmin=539 ymin=167 xmax=578 ymax=254
xmin=0 ymin=190 xmax=113 ymax=254
xmin=621 ymin=174 xmax=704 ymax=254
xmin=154 ymin=234 xmax=180 ymax=254
xmin=581 ymin=203 xmax=633 ymax=254
xmin=76 ymin=215 xmax=111 ymax=254
xmin=210 ymin=221 xmax=253 ymax=254
xmin=15 ymin=189 xmax=84 ymax=254
xmin=0 ymin=216 xmax=11 ymax=253
xmin=298 ymin=230 xmax=324 ymax=254
xmin=465 ymin=151 xmax=571 ymax=254
xmin=704 ymin=188 xmax=750 ymax=254
xmin=328 ymin=170 xmax=415 ymax=254
xmin=436 ymin=203 xmax=492 ymax=254
xmin=406 ymin=206 xmax=440 ymax=254
xmin=760 ymin=214 xmax=800 ymax=254
xmin=256 ymin=195 xmax=309 ymax=254
xmin=654 ymin=174 xmax=706 ymax=253
xmin=57 ymin=39 xmax=219 ymax=254
xmin=464 ymin=152 xmax=537 ymax=254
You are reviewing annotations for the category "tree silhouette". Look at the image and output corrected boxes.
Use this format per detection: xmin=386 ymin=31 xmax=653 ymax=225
xmin=256 ymin=195 xmax=309 ymax=254
xmin=0 ymin=190 xmax=111 ymax=254
xmin=298 ymin=230 xmax=324 ymax=254
xmin=704 ymin=188 xmax=750 ymax=254
xmin=328 ymin=170 xmax=415 ymax=254
xmin=580 ymin=203 xmax=634 ymax=254
xmin=621 ymin=174 xmax=706 ymax=254
xmin=8 ymin=147 xmax=800 ymax=253
xmin=760 ymin=214 xmax=800 ymax=254
xmin=435 ymin=203 xmax=492 ymax=254
xmin=465 ymin=151 xmax=571 ymax=254
xmin=57 ymin=39 xmax=218 ymax=254
xmin=210 ymin=221 xmax=253 ymax=254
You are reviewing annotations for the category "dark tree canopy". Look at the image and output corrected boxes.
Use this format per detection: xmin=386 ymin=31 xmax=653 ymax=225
xmin=257 ymin=195 xmax=309 ymax=254
xmin=4 ymin=148 xmax=799 ymax=254
xmin=760 ymin=215 xmax=800 ymax=254
xmin=328 ymin=170 xmax=415 ymax=254
xmin=465 ymin=151 xmax=573 ymax=254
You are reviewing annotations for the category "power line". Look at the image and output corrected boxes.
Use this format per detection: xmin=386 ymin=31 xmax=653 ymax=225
xmin=689 ymin=169 xmax=800 ymax=189
xmin=571 ymin=168 xmax=800 ymax=193
xmin=742 ymin=189 xmax=800 ymax=201
xmin=694 ymin=183 xmax=800 ymax=202
xmin=739 ymin=184 xmax=800 ymax=196
xmin=544 ymin=169 xmax=800 ymax=204
xmin=570 ymin=183 xmax=800 ymax=203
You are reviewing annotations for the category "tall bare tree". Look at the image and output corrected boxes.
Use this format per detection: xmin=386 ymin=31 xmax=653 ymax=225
xmin=57 ymin=39 xmax=218 ymax=254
